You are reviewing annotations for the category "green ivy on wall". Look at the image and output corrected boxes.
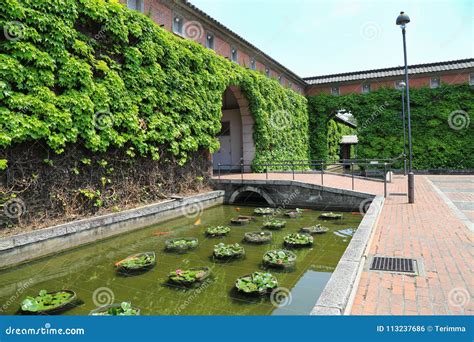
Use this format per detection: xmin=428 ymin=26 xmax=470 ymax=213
xmin=0 ymin=0 xmax=309 ymax=170
xmin=308 ymin=84 xmax=473 ymax=169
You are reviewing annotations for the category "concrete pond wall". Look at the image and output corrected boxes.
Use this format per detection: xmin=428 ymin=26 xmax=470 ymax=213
xmin=0 ymin=191 xmax=224 ymax=269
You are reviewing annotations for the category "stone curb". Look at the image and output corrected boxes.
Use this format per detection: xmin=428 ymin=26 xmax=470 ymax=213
xmin=311 ymin=195 xmax=384 ymax=315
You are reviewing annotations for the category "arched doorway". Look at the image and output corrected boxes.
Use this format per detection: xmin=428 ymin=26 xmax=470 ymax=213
xmin=212 ymin=86 xmax=255 ymax=171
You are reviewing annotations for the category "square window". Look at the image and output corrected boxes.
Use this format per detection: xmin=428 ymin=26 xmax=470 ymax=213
xmin=250 ymin=58 xmax=256 ymax=70
xmin=430 ymin=77 xmax=440 ymax=89
xmin=173 ymin=15 xmax=184 ymax=35
xmin=331 ymin=86 xmax=339 ymax=96
xmin=362 ymin=83 xmax=371 ymax=94
xmin=231 ymin=47 xmax=238 ymax=63
xmin=127 ymin=0 xmax=144 ymax=12
xmin=395 ymin=80 xmax=406 ymax=90
xmin=206 ymin=33 xmax=214 ymax=50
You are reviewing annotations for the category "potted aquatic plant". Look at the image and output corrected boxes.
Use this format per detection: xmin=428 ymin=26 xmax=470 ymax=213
xmin=205 ymin=226 xmax=231 ymax=237
xmin=253 ymin=207 xmax=275 ymax=215
xmin=300 ymin=224 xmax=329 ymax=234
xmin=262 ymin=218 xmax=286 ymax=230
xmin=165 ymin=237 xmax=198 ymax=252
xmin=20 ymin=290 xmax=77 ymax=314
xmin=285 ymin=208 xmax=304 ymax=218
xmin=243 ymin=231 xmax=272 ymax=244
xmin=283 ymin=233 xmax=314 ymax=248
xmin=235 ymin=272 xmax=278 ymax=296
xmin=213 ymin=243 xmax=245 ymax=260
xmin=115 ymin=252 xmax=156 ymax=274
xmin=319 ymin=212 xmax=343 ymax=220
xmin=89 ymin=302 xmax=140 ymax=316
xmin=231 ymin=215 xmax=256 ymax=225
xmin=168 ymin=267 xmax=211 ymax=286
xmin=262 ymin=249 xmax=297 ymax=268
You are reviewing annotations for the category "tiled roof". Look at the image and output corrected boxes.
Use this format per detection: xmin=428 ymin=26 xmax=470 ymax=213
xmin=303 ymin=58 xmax=474 ymax=85
xmin=181 ymin=1 xmax=306 ymax=86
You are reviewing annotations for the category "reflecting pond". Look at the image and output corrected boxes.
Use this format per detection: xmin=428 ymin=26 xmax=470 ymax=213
xmin=0 ymin=205 xmax=362 ymax=315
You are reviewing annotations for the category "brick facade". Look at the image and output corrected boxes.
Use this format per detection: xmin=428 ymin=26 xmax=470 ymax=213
xmin=120 ymin=1 xmax=472 ymax=97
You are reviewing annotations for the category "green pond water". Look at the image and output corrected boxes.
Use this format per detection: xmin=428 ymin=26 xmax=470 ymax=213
xmin=0 ymin=205 xmax=362 ymax=315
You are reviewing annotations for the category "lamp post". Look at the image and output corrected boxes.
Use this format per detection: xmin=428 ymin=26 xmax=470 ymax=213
xmin=399 ymin=81 xmax=407 ymax=176
xmin=396 ymin=11 xmax=414 ymax=203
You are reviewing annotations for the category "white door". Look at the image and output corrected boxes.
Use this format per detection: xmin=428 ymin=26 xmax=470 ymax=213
xmin=213 ymin=121 xmax=232 ymax=169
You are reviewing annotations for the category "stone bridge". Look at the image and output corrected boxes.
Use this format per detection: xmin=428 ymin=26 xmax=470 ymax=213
xmin=212 ymin=179 xmax=374 ymax=211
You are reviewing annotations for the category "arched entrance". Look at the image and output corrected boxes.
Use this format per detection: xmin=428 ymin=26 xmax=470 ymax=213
xmin=212 ymin=86 xmax=255 ymax=172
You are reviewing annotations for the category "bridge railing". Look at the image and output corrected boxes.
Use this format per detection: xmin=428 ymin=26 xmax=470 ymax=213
xmin=215 ymin=156 xmax=404 ymax=198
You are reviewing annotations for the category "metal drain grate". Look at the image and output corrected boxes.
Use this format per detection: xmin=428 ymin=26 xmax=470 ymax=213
xmin=370 ymin=256 xmax=416 ymax=274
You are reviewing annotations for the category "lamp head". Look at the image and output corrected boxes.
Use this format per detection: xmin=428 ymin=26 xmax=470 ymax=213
xmin=396 ymin=11 xmax=410 ymax=27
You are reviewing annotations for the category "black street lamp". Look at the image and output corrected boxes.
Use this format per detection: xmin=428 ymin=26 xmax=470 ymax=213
xmin=396 ymin=11 xmax=415 ymax=203
xmin=399 ymin=81 xmax=407 ymax=176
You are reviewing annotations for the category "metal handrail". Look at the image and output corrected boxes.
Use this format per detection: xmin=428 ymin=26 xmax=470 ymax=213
xmin=216 ymin=157 xmax=403 ymax=198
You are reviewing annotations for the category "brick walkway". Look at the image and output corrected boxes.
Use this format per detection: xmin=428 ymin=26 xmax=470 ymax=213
xmin=216 ymin=172 xmax=473 ymax=315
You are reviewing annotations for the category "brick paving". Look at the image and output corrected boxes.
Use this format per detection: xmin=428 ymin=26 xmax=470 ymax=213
xmin=216 ymin=172 xmax=473 ymax=315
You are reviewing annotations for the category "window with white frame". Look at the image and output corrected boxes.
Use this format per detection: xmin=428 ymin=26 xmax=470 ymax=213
xmin=127 ymin=0 xmax=144 ymax=12
xmin=362 ymin=83 xmax=371 ymax=94
xmin=230 ymin=47 xmax=238 ymax=63
xmin=206 ymin=33 xmax=214 ymax=50
xmin=288 ymin=81 xmax=292 ymax=88
xmin=278 ymin=74 xmax=283 ymax=84
xmin=250 ymin=58 xmax=256 ymax=70
xmin=331 ymin=86 xmax=340 ymax=96
xmin=265 ymin=67 xmax=270 ymax=77
xmin=430 ymin=77 xmax=440 ymax=88
xmin=470 ymin=73 xmax=474 ymax=86
xmin=172 ymin=15 xmax=184 ymax=35
xmin=395 ymin=80 xmax=405 ymax=90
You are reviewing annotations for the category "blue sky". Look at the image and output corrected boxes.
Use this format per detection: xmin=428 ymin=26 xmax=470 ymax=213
xmin=191 ymin=0 xmax=473 ymax=77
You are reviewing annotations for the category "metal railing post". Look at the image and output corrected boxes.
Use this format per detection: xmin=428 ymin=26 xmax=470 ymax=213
xmin=321 ymin=161 xmax=324 ymax=186
xmin=240 ymin=159 xmax=244 ymax=182
xmin=218 ymin=163 xmax=221 ymax=180
xmin=384 ymin=162 xmax=387 ymax=198
xmin=351 ymin=162 xmax=354 ymax=190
